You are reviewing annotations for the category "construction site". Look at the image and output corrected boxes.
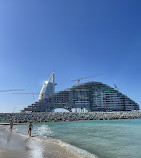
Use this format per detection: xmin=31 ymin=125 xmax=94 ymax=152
xmin=20 ymin=72 xmax=139 ymax=112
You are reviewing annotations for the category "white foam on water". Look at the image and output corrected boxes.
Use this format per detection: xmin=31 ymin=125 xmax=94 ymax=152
xmin=0 ymin=125 xmax=9 ymax=132
xmin=36 ymin=124 xmax=54 ymax=136
xmin=32 ymin=136 xmax=98 ymax=158
xmin=54 ymin=139 xmax=98 ymax=158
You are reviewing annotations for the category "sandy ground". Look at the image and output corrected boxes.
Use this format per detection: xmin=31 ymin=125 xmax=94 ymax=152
xmin=0 ymin=125 xmax=79 ymax=158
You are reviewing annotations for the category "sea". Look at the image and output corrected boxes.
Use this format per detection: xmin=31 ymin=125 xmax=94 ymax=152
xmin=14 ymin=119 xmax=141 ymax=158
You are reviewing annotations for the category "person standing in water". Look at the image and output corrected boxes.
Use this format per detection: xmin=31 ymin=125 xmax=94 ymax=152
xmin=9 ymin=119 xmax=13 ymax=132
xmin=28 ymin=122 xmax=33 ymax=137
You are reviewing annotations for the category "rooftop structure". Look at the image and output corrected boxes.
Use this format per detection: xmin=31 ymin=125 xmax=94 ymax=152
xmin=22 ymin=73 xmax=140 ymax=112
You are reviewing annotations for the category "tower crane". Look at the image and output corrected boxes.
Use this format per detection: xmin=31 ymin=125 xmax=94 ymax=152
xmin=71 ymin=73 xmax=104 ymax=85
xmin=0 ymin=89 xmax=25 ymax=92
xmin=12 ymin=92 xmax=46 ymax=99
xmin=113 ymin=84 xmax=119 ymax=90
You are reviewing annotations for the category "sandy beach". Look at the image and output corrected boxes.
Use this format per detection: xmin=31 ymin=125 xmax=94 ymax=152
xmin=0 ymin=125 xmax=79 ymax=158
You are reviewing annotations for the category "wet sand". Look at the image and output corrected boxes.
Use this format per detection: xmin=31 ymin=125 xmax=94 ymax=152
xmin=0 ymin=126 xmax=79 ymax=158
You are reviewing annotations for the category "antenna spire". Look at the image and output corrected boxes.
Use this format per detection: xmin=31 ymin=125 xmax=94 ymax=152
xmin=53 ymin=66 xmax=55 ymax=84
xmin=53 ymin=65 xmax=54 ymax=73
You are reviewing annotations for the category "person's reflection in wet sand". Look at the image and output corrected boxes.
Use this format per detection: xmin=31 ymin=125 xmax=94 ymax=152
xmin=7 ymin=133 xmax=12 ymax=143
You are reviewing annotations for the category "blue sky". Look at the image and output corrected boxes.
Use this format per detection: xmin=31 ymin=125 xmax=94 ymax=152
xmin=0 ymin=0 xmax=141 ymax=112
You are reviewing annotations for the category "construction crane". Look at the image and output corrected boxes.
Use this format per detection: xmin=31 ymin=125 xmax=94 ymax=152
xmin=113 ymin=84 xmax=119 ymax=90
xmin=13 ymin=92 xmax=45 ymax=99
xmin=13 ymin=93 xmax=40 ymax=99
xmin=72 ymin=73 xmax=104 ymax=85
xmin=0 ymin=89 xmax=25 ymax=92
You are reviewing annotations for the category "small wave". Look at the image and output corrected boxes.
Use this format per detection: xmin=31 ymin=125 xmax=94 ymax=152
xmin=37 ymin=124 xmax=54 ymax=136
xmin=55 ymin=139 xmax=98 ymax=158
xmin=32 ymin=136 xmax=98 ymax=158
xmin=0 ymin=125 xmax=10 ymax=132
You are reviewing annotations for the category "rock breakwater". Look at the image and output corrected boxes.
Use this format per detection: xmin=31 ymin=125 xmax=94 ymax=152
xmin=0 ymin=111 xmax=141 ymax=123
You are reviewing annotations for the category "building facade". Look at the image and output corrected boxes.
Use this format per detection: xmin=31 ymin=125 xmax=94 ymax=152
xmin=22 ymin=74 xmax=140 ymax=112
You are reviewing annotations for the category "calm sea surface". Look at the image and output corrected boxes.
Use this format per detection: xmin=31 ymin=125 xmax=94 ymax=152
xmin=15 ymin=119 xmax=141 ymax=158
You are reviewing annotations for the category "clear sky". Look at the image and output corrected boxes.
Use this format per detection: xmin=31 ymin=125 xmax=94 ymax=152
xmin=0 ymin=0 xmax=141 ymax=113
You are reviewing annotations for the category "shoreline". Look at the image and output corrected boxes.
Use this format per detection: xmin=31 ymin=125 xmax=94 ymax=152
xmin=0 ymin=125 xmax=97 ymax=158
xmin=1 ymin=117 xmax=141 ymax=158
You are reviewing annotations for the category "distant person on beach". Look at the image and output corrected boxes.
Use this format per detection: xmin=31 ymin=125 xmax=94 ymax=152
xmin=28 ymin=122 xmax=33 ymax=137
xmin=9 ymin=119 xmax=13 ymax=132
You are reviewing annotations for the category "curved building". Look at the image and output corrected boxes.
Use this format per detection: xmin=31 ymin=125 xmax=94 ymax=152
xmin=22 ymin=74 xmax=139 ymax=112
xmin=38 ymin=72 xmax=56 ymax=101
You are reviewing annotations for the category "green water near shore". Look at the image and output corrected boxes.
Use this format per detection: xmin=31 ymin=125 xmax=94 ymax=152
xmin=15 ymin=119 xmax=141 ymax=158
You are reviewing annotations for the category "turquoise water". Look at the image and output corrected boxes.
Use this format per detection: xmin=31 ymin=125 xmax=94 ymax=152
xmin=15 ymin=119 xmax=141 ymax=158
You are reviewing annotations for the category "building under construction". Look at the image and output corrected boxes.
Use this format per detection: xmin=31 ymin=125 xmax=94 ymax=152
xmin=22 ymin=73 xmax=140 ymax=112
